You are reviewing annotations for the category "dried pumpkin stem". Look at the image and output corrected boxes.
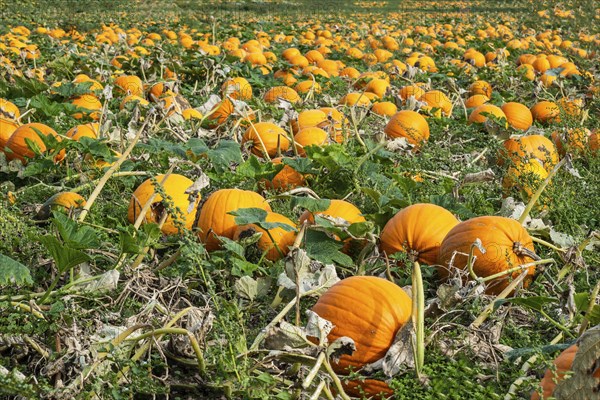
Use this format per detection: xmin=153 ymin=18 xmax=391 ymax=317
xmin=322 ymin=357 xmax=351 ymax=400
xmin=303 ymin=351 xmax=326 ymax=389
xmin=518 ymin=156 xmax=567 ymax=225
xmin=78 ymin=120 xmax=149 ymax=223
xmin=530 ymin=236 xmax=566 ymax=253
xmin=470 ymin=270 xmax=529 ymax=329
xmin=412 ymin=261 xmax=425 ymax=378
xmin=466 ymin=242 xmax=480 ymax=281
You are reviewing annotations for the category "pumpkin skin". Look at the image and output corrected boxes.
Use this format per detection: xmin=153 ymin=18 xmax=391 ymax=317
xmin=500 ymin=135 xmax=559 ymax=170
xmin=233 ymin=211 xmax=296 ymax=261
xmin=294 ymin=127 xmax=330 ymax=156
xmin=114 ymin=75 xmax=144 ymax=97
xmin=197 ymin=188 xmax=272 ymax=251
xmin=531 ymin=345 xmax=578 ymax=400
xmin=0 ymin=117 xmax=20 ymax=150
xmin=469 ymin=80 xmax=492 ymax=98
xmin=291 ymin=109 xmax=328 ymax=134
xmin=380 ymin=203 xmax=459 ymax=266
xmin=207 ymin=98 xmax=234 ymax=127
xmin=465 ymin=95 xmax=490 ymax=109
xmin=502 ymin=102 xmax=533 ymax=131
xmin=221 ymin=77 xmax=252 ymax=101
xmin=384 ymin=110 xmax=430 ymax=147
xmin=242 ymin=122 xmax=290 ymax=158
xmin=371 ymin=101 xmax=397 ymax=117
xmin=71 ymin=95 xmax=102 ymax=120
xmin=263 ymin=157 xmax=305 ymax=190
xmin=502 ymin=159 xmax=549 ymax=200
xmin=311 ymin=276 xmax=412 ymax=373
xmin=342 ymin=378 xmax=394 ymax=399
xmin=4 ymin=123 xmax=64 ymax=163
xmin=398 ymin=85 xmax=426 ymax=102
xmin=420 ymin=90 xmax=453 ymax=117
xmin=530 ymin=101 xmax=561 ymax=124
xmin=128 ymin=174 xmax=200 ymax=235
xmin=339 ymin=92 xmax=372 ymax=107
xmin=66 ymin=123 xmax=99 ymax=141
xmin=468 ymin=104 xmax=507 ymax=126
xmin=0 ymin=98 xmax=20 ymax=120
xmin=263 ymin=86 xmax=300 ymax=104
xmin=299 ymin=199 xmax=366 ymax=226
xmin=438 ymin=216 xmax=537 ymax=295
xmin=36 ymin=192 xmax=87 ymax=220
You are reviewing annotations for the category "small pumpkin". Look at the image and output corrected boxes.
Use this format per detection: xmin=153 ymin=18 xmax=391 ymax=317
xmin=438 ymin=216 xmax=538 ymax=295
xmin=501 ymin=102 xmax=533 ymax=131
xmin=371 ymin=101 xmax=397 ymax=117
xmin=299 ymin=199 xmax=366 ymax=226
xmin=197 ymin=188 xmax=272 ymax=251
xmin=4 ymin=123 xmax=64 ymax=163
xmin=384 ymin=110 xmax=430 ymax=147
xmin=291 ymin=109 xmax=328 ymax=134
xmin=207 ymin=98 xmax=234 ymax=127
xmin=311 ymin=276 xmax=412 ymax=373
xmin=419 ymin=90 xmax=453 ymax=117
xmin=36 ymin=192 xmax=86 ymax=220
xmin=222 ymin=77 xmax=252 ymax=101
xmin=262 ymin=157 xmax=305 ymax=190
xmin=465 ymin=95 xmax=489 ymax=109
xmin=531 ymin=345 xmax=578 ymax=400
xmin=339 ymin=92 xmax=372 ymax=107
xmin=468 ymin=104 xmax=507 ymax=127
xmin=242 ymin=122 xmax=290 ymax=158
xmin=398 ymin=84 xmax=426 ymax=102
xmin=128 ymin=174 xmax=200 ymax=235
xmin=468 ymin=80 xmax=492 ymax=97
xmin=0 ymin=117 xmax=20 ymax=150
xmin=552 ymin=128 xmax=591 ymax=156
xmin=502 ymin=159 xmax=549 ymax=200
xmin=380 ymin=203 xmax=459 ymax=266
xmin=0 ymin=98 xmax=20 ymax=120
xmin=120 ymin=95 xmax=149 ymax=111
xmin=342 ymin=378 xmax=394 ymax=399
xmin=233 ymin=211 xmax=296 ymax=261
xmin=263 ymin=86 xmax=301 ymax=104
xmin=114 ymin=75 xmax=144 ymax=96
xmin=66 ymin=123 xmax=100 ymax=141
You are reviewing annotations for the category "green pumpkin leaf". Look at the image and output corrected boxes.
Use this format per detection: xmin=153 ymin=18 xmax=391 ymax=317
xmin=493 ymin=296 xmax=558 ymax=312
xmin=290 ymin=196 xmax=330 ymax=213
xmin=0 ymin=254 xmax=33 ymax=286
xmin=304 ymin=230 xmax=353 ymax=267
xmin=38 ymin=235 xmax=91 ymax=273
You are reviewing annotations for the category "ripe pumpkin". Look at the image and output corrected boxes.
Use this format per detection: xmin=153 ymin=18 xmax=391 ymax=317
xmin=500 ymin=135 xmax=559 ymax=170
xmin=0 ymin=117 xmax=19 ymax=150
xmin=242 ymin=122 xmax=290 ymax=158
xmin=0 ymin=98 xmax=20 ymax=120
xmin=501 ymin=102 xmax=533 ymax=131
xmin=128 ymin=174 xmax=200 ymax=235
xmin=465 ymin=95 xmax=490 ymax=109
xmin=339 ymin=92 xmax=372 ymax=107
xmin=294 ymin=127 xmax=330 ymax=156
xmin=468 ymin=104 xmax=507 ymax=127
xmin=71 ymin=95 xmax=102 ymax=120
xmin=530 ymin=101 xmax=560 ymax=124
xmin=120 ymin=95 xmax=149 ymax=111
xmin=114 ymin=75 xmax=144 ymax=96
xmin=222 ymin=77 xmax=252 ymax=101
xmin=36 ymin=192 xmax=87 ymax=220
xmin=502 ymin=159 xmax=549 ymax=200
xmin=420 ymin=90 xmax=453 ymax=117
xmin=264 ymin=86 xmax=301 ymax=104
xmin=291 ymin=109 xmax=328 ymax=134
xmin=342 ymin=378 xmax=394 ymax=399
xmin=4 ymin=123 xmax=64 ymax=163
xmin=531 ymin=345 xmax=578 ymax=400
xmin=263 ymin=157 xmax=305 ymax=190
xmin=371 ymin=101 xmax=397 ymax=117
xmin=311 ymin=276 xmax=412 ymax=372
xmin=319 ymin=107 xmax=348 ymax=138
xmin=398 ymin=84 xmax=426 ymax=102
xmin=207 ymin=98 xmax=234 ymax=127
xmin=552 ymin=128 xmax=591 ymax=156
xmin=438 ymin=216 xmax=538 ymax=295
xmin=469 ymin=80 xmax=492 ymax=97
xmin=197 ymin=188 xmax=272 ymax=251
xmin=384 ymin=110 xmax=430 ymax=147
xmin=380 ymin=203 xmax=459 ymax=266
xmin=233 ymin=211 xmax=296 ymax=261
xmin=299 ymin=199 xmax=366 ymax=226
xmin=66 ymin=123 xmax=100 ymax=141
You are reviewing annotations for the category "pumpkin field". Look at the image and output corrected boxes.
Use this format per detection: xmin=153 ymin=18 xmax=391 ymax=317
xmin=1 ymin=0 xmax=599 ymax=398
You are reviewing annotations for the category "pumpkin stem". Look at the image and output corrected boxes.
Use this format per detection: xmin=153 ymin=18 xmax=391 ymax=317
xmin=513 ymin=242 xmax=541 ymax=261
xmin=412 ymin=261 xmax=425 ymax=378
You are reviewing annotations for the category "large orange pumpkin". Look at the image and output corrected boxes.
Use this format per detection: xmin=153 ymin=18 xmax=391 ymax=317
xmin=291 ymin=109 xmax=328 ymax=134
xmin=0 ymin=98 xmax=20 ymax=120
xmin=128 ymin=174 xmax=200 ymax=235
xmin=342 ymin=378 xmax=394 ymax=399
xmin=530 ymin=101 xmax=560 ymax=124
xmin=311 ymin=276 xmax=412 ymax=372
xmin=36 ymin=192 xmax=87 ymax=220
xmin=531 ymin=345 xmax=578 ymax=400
xmin=294 ymin=127 xmax=330 ymax=156
xmin=242 ymin=122 xmax=290 ymax=158
xmin=4 ymin=123 xmax=64 ymax=163
xmin=71 ymin=95 xmax=102 ymax=120
xmin=500 ymin=135 xmax=559 ymax=170
xmin=438 ymin=216 xmax=538 ymax=295
xmin=0 ymin=117 xmax=19 ymax=150
xmin=384 ymin=110 xmax=430 ymax=147
xmin=299 ymin=199 xmax=366 ymax=226
xmin=380 ymin=203 xmax=459 ymax=266
xmin=114 ymin=75 xmax=144 ymax=96
xmin=233 ymin=211 xmax=296 ymax=261
xmin=501 ymin=102 xmax=533 ymax=131
xmin=197 ymin=188 xmax=272 ymax=251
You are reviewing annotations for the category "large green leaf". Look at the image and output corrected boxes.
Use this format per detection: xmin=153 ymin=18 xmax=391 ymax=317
xmin=304 ymin=230 xmax=353 ymax=267
xmin=38 ymin=235 xmax=91 ymax=272
xmin=0 ymin=254 xmax=33 ymax=286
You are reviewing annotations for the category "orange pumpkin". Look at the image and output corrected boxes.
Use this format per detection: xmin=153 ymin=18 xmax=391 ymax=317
xmin=468 ymin=104 xmax=507 ymax=126
xmin=0 ymin=117 xmax=20 ymax=150
xmin=197 ymin=188 xmax=272 ymax=251
xmin=66 ymin=123 xmax=100 ymax=141
xmin=502 ymin=159 xmax=549 ymax=200
xmin=420 ymin=90 xmax=453 ymax=117
xmin=552 ymin=128 xmax=591 ymax=156
xmin=294 ymin=127 xmax=330 ymax=156
xmin=465 ymin=95 xmax=490 ymax=109
xmin=233 ymin=211 xmax=296 ymax=261
xmin=380 ymin=203 xmax=459 ymax=266
xmin=0 ymin=98 xmax=20 ymax=120
xmin=501 ymin=135 xmax=559 ymax=170
xmin=242 ymin=122 xmax=290 ymax=158
xmin=531 ymin=345 xmax=578 ymax=400
xmin=128 ymin=174 xmax=200 ymax=235
xmin=311 ymin=276 xmax=412 ymax=372
xmin=264 ymin=86 xmax=301 ymax=104
xmin=299 ymin=199 xmax=366 ymax=226
xmin=469 ymin=80 xmax=492 ymax=97
xmin=71 ymin=95 xmax=102 ymax=120
xmin=530 ymin=101 xmax=560 ymax=124
xmin=384 ymin=110 xmax=430 ymax=147
xmin=114 ymin=75 xmax=144 ymax=97
xmin=36 ymin=192 xmax=87 ymax=220
xmin=371 ymin=101 xmax=397 ymax=117
xmin=207 ymin=98 xmax=234 ymax=127
xmin=438 ymin=216 xmax=538 ymax=295
xmin=263 ymin=157 xmax=305 ymax=190
xmin=291 ymin=109 xmax=328 ymax=134
xmin=501 ymin=102 xmax=533 ymax=131
xmin=342 ymin=378 xmax=394 ymax=399
xmin=222 ymin=77 xmax=252 ymax=101
xmin=4 ymin=123 xmax=64 ymax=163
xmin=339 ymin=92 xmax=372 ymax=107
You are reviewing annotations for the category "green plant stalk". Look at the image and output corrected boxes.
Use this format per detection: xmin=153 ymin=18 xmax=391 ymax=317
xmin=9 ymin=302 xmax=45 ymax=319
xmin=518 ymin=157 xmax=567 ymax=225
xmin=530 ymin=236 xmax=566 ymax=253
xmin=412 ymin=261 xmax=425 ymax=378
xmin=303 ymin=351 xmax=326 ymax=389
xmin=579 ymin=280 xmax=600 ymax=335
xmin=78 ymin=120 xmax=149 ymax=223
xmin=538 ymin=309 xmax=575 ymax=338
xmin=479 ymin=258 xmax=554 ymax=283
xmin=470 ymin=270 xmax=529 ymax=328
xmin=466 ymin=242 xmax=480 ymax=280
xmin=310 ymin=379 xmax=327 ymax=400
